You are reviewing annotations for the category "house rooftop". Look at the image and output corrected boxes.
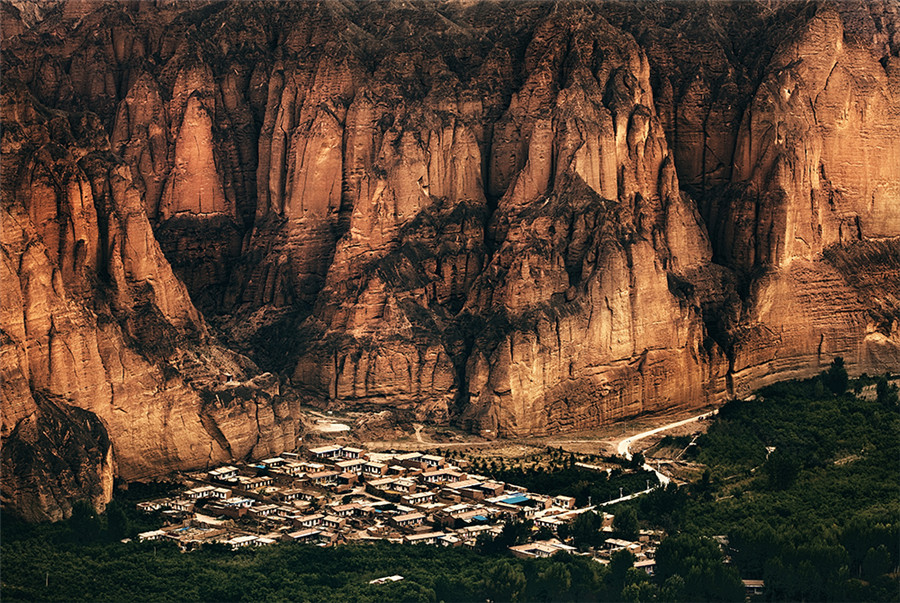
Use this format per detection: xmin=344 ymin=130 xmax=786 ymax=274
xmin=309 ymin=445 xmax=343 ymax=454
xmin=405 ymin=532 xmax=445 ymax=541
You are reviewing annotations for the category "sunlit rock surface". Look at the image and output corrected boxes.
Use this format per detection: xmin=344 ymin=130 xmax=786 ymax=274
xmin=2 ymin=0 xmax=898 ymax=519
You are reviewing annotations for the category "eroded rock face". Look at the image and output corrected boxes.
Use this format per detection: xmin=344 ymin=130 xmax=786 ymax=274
xmin=0 ymin=84 xmax=299 ymax=520
xmin=2 ymin=0 xmax=899 ymax=518
xmin=1 ymin=392 xmax=114 ymax=523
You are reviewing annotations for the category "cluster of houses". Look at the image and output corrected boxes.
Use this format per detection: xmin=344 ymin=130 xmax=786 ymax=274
xmin=135 ymin=444 xmax=661 ymax=569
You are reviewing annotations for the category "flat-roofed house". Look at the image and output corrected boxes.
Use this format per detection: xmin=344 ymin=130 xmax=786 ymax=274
xmin=336 ymin=459 xmax=366 ymax=474
xmin=185 ymin=486 xmax=216 ymax=499
xmin=369 ymin=575 xmax=404 ymax=585
xmin=279 ymin=461 xmax=306 ymax=476
xmin=393 ymin=478 xmax=417 ymax=493
xmin=395 ymin=453 xmax=426 ymax=470
xmin=276 ymin=488 xmax=304 ymax=502
xmin=742 ymin=579 xmax=765 ymax=597
xmin=283 ymin=529 xmax=321 ymax=543
xmin=138 ymin=529 xmax=166 ymax=542
xmin=308 ymin=445 xmax=343 ymax=460
xmin=390 ymin=512 xmax=425 ymax=528
xmin=298 ymin=461 xmax=326 ymax=472
xmin=363 ymin=461 xmax=388 ymax=477
xmin=340 ymin=447 xmax=364 ymax=459
xmin=604 ymin=538 xmax=643 ymax=556
xmin=403 ymin=532 xmax=445 ymax=545
xmin=553 ymin=495 xmax=576 ymax=510
xmin=509 ymin=539 xmax=577 ymax=559
xmin=321 ymin=515 xmax=347 ymax=531
xmin=458 ymin=524 xmax=502 ymax=544
xmin=247 ymin=475 xmax=274 ymax=489
xmin=421 ymin=469 xmax=463 ymax=485
xmin=208 ymin=466 xmax=239 ymax=481
xmin=449 ymin=478 xmax=482 ymax=490
xmin=308 ymin=470 xmax=341 ymax=485
xmin=227 ymin=535 xmax=259 ymax=549
xmin=402 ymin=491 xmax=436 ymax=506
xmin=137 ymin=501 xmax=164 ymax=513
xmin=393 ymin=452 xmax=423 ymax=463
xmin=222 ymin=497 xmax=254 ymax=508
xmin=168 ymin=499 xmax=194 ymax=512
xmin=317 ymin=530 xmax=341 ymax=546
xmin=294 ymin=513 xmax=324 ymax=528
xmin=335 ymin=472 xmax=358 ymax=488
xmin=535 ymin=515 xmax=564 ymax=530
xmin=250 ymin=504 xmax=278 ymax=518
xmin=329 ymin=503 xmax=360 ymax=517
xmin=212 ymin=487 xmax=232 ymax=499
xmin=367 ymin=477 xmax=396 ymax=491
xmin=291 ymin=488 xmax=325 ymax=503
xmin=420 ymin=455 xmax=446 ymax=469
xmin=635 ymin=559 xmax=656 ymax=576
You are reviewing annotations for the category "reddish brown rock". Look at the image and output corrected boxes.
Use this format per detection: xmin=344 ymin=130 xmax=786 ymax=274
xmin=0 ymin=85 xmax=299 ymax=520
xmin=2 ymin=0 xmax=899 ymax=519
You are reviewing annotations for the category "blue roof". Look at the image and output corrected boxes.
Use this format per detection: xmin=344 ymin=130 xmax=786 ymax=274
xmin=474 ymin=515 xmax=488 ymax=522
xmin=502 ymin=494 xmax=530 ymax=505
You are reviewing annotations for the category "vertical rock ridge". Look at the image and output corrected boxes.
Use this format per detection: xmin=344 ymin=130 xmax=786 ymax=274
xmin=1 ymin=85 xmax=298 ymax=520
xmin=3 ymin=0 xmax=899 ymax=519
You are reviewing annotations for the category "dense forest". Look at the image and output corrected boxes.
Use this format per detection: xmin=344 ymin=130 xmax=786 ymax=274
xmin=2 ymin=372 xmax=898 ymax=602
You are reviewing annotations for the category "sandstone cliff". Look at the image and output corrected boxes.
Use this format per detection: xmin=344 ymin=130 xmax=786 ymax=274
xmin=0 ymin=84 xmax=298 ymax=520
xmin=2 ymin=0 xmax=899 ymax=519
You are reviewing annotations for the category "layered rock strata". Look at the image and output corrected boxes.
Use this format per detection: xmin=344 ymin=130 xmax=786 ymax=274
xmin=0 ymin=85 xmax=298 ymax=520
xmin=2 ymin=0 xmax=899 ymax=519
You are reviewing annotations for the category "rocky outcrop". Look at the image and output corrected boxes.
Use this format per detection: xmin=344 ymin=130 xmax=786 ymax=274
xmin=2 ymin=0 xmax=899 ymax=518
xmin=0 ymin=84 xmax=298 ymax=520
xmin=1 ymin=392 xmax=114 ymax=523
xmin=721 ymin=5 xmax=900 ymax=271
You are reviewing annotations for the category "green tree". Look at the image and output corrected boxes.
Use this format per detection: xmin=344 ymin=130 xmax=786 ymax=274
xmin=571 ymin=511 xmax=601 ymax=549
xmin=876 ymin=377 xmax=899 ymax=406
xmin=69 ymin=500 xmax=101 ymax=543
xmin=630 ymin=452 xmax=645 ymax=469
xmin=606 ymin=549 xmax=635 ymax=595
xmin=656 ymin=534 xmax=743 ymax=601
xmin=621 ymin=578 xmax=657 ymax=602
xmin=104 ymin=500 xmax=130 ymax=541
xmin=862 ymin=545 xmax=892 ymax=581
xmin=534 ymin=563 xmax=572 ymax=602
xmin=824 ymin=357 xmax=848 ymax=395
xmin=813 ymin=378 xmax=827 ymax=398
xmin=483 ymin=561 xmax=527 ymax=602
xmin=728 ymin=521 xmax=779 ymax=578
xmin=763 ymin=449 xmax=800 ymax=490
xmin=613 ymin=506 xmax=639 ymax=540
xmin=659 ymin=574 xmax=686 ymax=601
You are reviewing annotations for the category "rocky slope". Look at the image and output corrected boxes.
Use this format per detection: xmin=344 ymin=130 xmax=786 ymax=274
xmin=2 ymin=0 xmax=898 ymax=519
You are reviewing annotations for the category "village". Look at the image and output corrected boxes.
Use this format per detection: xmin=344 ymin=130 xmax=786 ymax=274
xmin=134 ymin=444 xmax=662 ymax=574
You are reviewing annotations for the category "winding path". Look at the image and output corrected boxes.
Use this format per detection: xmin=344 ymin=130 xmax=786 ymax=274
xmin=615 ymin=409 xmax=719 ymax=487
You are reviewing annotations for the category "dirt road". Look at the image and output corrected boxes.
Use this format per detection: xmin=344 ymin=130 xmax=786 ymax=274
xmin=614 ymin=409 xmax=719 ymax=486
